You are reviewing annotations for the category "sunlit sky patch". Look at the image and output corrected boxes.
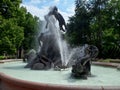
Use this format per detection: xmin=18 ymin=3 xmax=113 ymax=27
xmin=21 ymin=0 xmax=75 ymax=22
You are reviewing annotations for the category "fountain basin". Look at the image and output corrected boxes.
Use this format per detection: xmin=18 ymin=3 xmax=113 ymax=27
xmin=0 ymin=61 xmax=120 ymax=90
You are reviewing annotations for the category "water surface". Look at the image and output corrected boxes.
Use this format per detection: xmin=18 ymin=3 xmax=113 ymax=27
xmin=0 ymin=61 xmax=120 ymax=86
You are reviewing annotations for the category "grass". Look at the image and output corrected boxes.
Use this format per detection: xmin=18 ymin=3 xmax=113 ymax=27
xmin=97 ymin=59 xmax=120 ymax=63
xmin=0 ymin=55 xmax=16 ymax=60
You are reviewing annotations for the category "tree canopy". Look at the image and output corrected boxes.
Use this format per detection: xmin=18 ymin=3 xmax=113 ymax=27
xmin=0 ymin=0 xmax=40 ymax=57
xmin=1 ymin=0 xmax=120 ymax=59
xmin=67 ymin=0 xmax=120 ymax=58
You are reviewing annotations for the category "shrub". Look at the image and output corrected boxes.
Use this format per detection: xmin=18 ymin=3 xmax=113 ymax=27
xmin=0 ymin=56 xmax=6 ymax=60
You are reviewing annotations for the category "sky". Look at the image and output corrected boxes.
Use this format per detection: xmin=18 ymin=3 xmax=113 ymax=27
xmin=21 ymin=0 xmax=75 ymax=22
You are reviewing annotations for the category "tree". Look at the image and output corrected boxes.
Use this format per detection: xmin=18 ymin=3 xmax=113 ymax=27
xmin=0 ymin=18 xmax=24 ymax=55
xmin=22 ymin=12 xmax=40 ymax=52
xmin=0 ymin=0 xmax=40 ymax=58
xmin=0 ymin=0 xmax=22 ymax=19
xmin=0 ymin=0 xmax=24 ymax=56
xmin=67 ymin=0 xmax=92 ymax=45
xmin=67 ymin=0 xmax=120 ymax=58
xmin=100 ymin=0 xmax=120 ymax=58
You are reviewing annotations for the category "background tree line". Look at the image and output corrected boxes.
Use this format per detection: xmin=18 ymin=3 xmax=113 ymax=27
xmin=67 ymin=0 xmax=120 ymax=58
xmin=0 ymin=0 xmax=120 ymax=59
xmin=0 ymin=0 xmax=40 ymax=58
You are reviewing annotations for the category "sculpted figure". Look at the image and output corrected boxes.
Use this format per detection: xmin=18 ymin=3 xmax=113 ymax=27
xmin=71 ymin=45 xmax=99 ymax=79
xmin=23 ymin=49 xmax=36 ymax=63
xmin=45 ymin=6 xmax=67 ymax=32
xmin=117 ymin=65 xmax=120 ymax=71
xmin=25 ymin=6 xmax=66 ymax=70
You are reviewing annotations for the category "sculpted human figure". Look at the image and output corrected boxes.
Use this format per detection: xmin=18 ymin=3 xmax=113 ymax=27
xmin=45 ymin=6 xmax=67 ymax=32
xmin=25 ymin=6 xmax=66 ymax=70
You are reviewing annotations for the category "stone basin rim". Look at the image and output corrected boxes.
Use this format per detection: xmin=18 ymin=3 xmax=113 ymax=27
xmin=0 ymin=72 xmax=120 ymax=90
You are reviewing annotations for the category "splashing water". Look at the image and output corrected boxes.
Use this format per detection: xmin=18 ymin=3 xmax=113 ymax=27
xmin=41 ymin=13 xmax=69 ymax=66
xmin=38 ymin=6 xmax=88 ymax=67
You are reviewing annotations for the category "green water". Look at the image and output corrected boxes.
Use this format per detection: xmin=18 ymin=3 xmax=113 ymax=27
xmin=0 ymin=61 xmax=120 ymax=86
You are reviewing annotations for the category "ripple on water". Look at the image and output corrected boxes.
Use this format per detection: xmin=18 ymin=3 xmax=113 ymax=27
xmin=0 ymin=61 xmax=120 ymax=86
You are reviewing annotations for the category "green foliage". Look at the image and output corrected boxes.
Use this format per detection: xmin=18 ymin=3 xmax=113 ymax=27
xmin=67 ymin=0 xmax=120 ymax=58
xmin=67 ymin=0 xmax=91 ymax=45
xmin=0 ymin=56 xmax=6 ymax=60
xmin=0 ymin=0 xmax=40 ymax=57
xmin=0 ymin=0 xmax=22 ymax=18
xmin=22 ymin=12 xmax=40 ymax=51
xmin=0 ymin=18 xmax=24 ymax=54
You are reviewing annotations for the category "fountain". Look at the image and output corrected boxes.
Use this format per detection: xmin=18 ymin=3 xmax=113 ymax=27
xmin=0 ymin=6 xmax=120 ymax=90
xmin=24 ymin=6 xmax=69 ymax=70
xmin=24 ymin=6 xmax=98 ymax=79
